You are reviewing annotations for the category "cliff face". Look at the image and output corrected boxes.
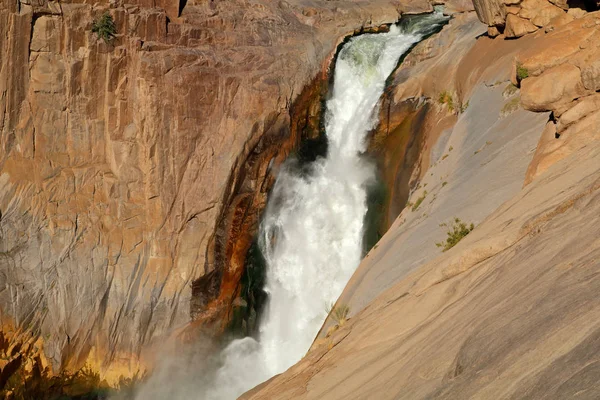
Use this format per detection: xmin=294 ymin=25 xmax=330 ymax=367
xmin=243 ymin=6 xmax=600 ymax=400
xmin=0 ymin=0 xmax=439 ymax=380
xmin=2 ymin=0 xmax=598 ymax=394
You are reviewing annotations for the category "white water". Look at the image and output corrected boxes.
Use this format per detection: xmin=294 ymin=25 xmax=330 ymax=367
xmin=133 ymin=11 xmax=448 ymax=400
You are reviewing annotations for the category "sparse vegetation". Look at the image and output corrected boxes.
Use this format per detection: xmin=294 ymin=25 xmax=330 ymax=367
xmin=460 ymin=101 xmax=469 ymax=114
xmin=449 ymin=146 xmax=454 ymax=152
xmin=436 ymin=218 xmax=475 ymax=251
xmin=441 ymin=154 xmax=449 ymax=161
xmin=412 ymin=190 xmax=428 ymax=211
xmin=473 ymin=141 xmax=493 ymax=155
xmin=0 ymin=332 xmax=144 ymax=400
xmin=503 ymin=83 xmax=519 ymax=98
xmin=327 ymin=303 xmax=350 ymax=327
xmin=2 ymin=362 xmax=111 ymax=400
xmin=92 ymin=12 xmax=117 ymax=43
xmin=442 ymin=181 xmax=448 ymax=187
xmin=516 ymin=63 xmax=529 ymax=82
xmin=501 ymin=97 xmax=521 ymax=116
xmin=438 ymin=91 xmax=454 ymax=112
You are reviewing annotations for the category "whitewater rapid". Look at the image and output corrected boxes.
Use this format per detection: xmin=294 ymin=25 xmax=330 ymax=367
xmin=133 ymin=10 xmax=449 ymax=400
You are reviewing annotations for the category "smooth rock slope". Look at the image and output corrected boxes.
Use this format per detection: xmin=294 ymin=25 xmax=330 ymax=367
xmin=243 ymin=5 xmax=600 ymax=400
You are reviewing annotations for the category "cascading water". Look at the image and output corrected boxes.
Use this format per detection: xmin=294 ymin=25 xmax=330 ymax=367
xmin=134 ymin=10 xmax=449 ymax=400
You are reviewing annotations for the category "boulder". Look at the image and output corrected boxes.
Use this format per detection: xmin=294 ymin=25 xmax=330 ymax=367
xmin=472 ymin=0 xmax=507 ymax=26
xmin=505 ymin=5 xmax=521 ymax=14
xmin=520 ymin=63 xmax=589 ymax=113
xmin=488 ymin=25 xmax=501 ymax=36
xmin=519 ymin=0 xmax=565 ymax=27
xmin=556 ymin=93 xmax=600 ymax=132
xmin=505 ymin=13 xmax=539 ymax=37
xmin=571 ymin=43 xmax=600 ymax=91
xmin=544 ymin=12 xmax=575 ymax=31
xmin=525 ymin=111 xmax=600 ymax=185
xmin=567 ymin=7 xmax=588 ymax=18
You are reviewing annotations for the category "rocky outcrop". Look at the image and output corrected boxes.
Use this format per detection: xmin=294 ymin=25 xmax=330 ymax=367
xmin=242 ymin=5 xmax=600 ymax=400
xmin=0 ymin=0 xmax=439 ymax=381
xmin=472 ymin=0 xmax=506 ymax=27
xmin=515 ymin=11 xmax=600 ymax=183
xmin=474 ymin=0 xmax=598 ymax=37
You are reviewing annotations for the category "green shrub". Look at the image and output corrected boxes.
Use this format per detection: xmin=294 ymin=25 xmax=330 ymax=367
xmin=516 ymin=63 xmax=529 ymax=81
xmin=412 ymin=190 xmax=427 ymax=211
xmin=436 ymin=218 xmax=475 ymax=251
xmin=438 ymin=91 xmax=454 ymax=112
xmin=92 ymin=12 xmax=117 ymax=43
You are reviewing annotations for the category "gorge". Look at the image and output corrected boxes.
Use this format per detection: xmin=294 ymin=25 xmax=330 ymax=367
xmin=136 ymin=11 xmax=450 ymax=399
xmin=1 ymin=0 xmax=600 ymax=399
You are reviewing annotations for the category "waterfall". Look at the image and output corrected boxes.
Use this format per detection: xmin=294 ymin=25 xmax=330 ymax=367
xmin=133 ymin=10 xmax=449 ymax=400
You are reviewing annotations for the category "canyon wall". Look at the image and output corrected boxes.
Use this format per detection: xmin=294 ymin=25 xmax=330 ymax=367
xmin=244 ymin=5 xmax=600 ymax=400
xmin=0 ymin=0 xmax=442 ymax=380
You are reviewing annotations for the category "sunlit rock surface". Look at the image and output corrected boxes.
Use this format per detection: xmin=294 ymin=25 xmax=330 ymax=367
xmin=243 ymin=7 xmax=600 ymax=400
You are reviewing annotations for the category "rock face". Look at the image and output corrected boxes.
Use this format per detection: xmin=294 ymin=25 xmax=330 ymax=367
xmin=242 ymin=6 xmax=600 ymax=400
xmin=0 ymin=0 xmax=437 ymax=380
xmin=474 ymin=0 xmax=597 ymax=37
xmin=472 ymin=0 xmax=506 ymax=26
xmin=515 ymin=11 xmax=600 ymax=183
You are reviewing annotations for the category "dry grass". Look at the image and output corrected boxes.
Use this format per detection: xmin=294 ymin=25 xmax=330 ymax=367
xmin=327 ymin=303 xmax=350 ymax=327
xmin=501 ymin=97 xmax=521 ymax=116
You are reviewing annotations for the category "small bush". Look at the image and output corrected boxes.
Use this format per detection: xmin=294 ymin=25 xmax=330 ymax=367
xmin=412 ymin=190 xmax=427 ymax=211
xmin=438 ymin=91 xmax=454 ymax=112
xmin=436 ymin=218 xmax=475 ymax=251
xmin=92 ymin=12 xmax=117 ymax=43
xmin=516 ymin=63 xmax=529 ymax=81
